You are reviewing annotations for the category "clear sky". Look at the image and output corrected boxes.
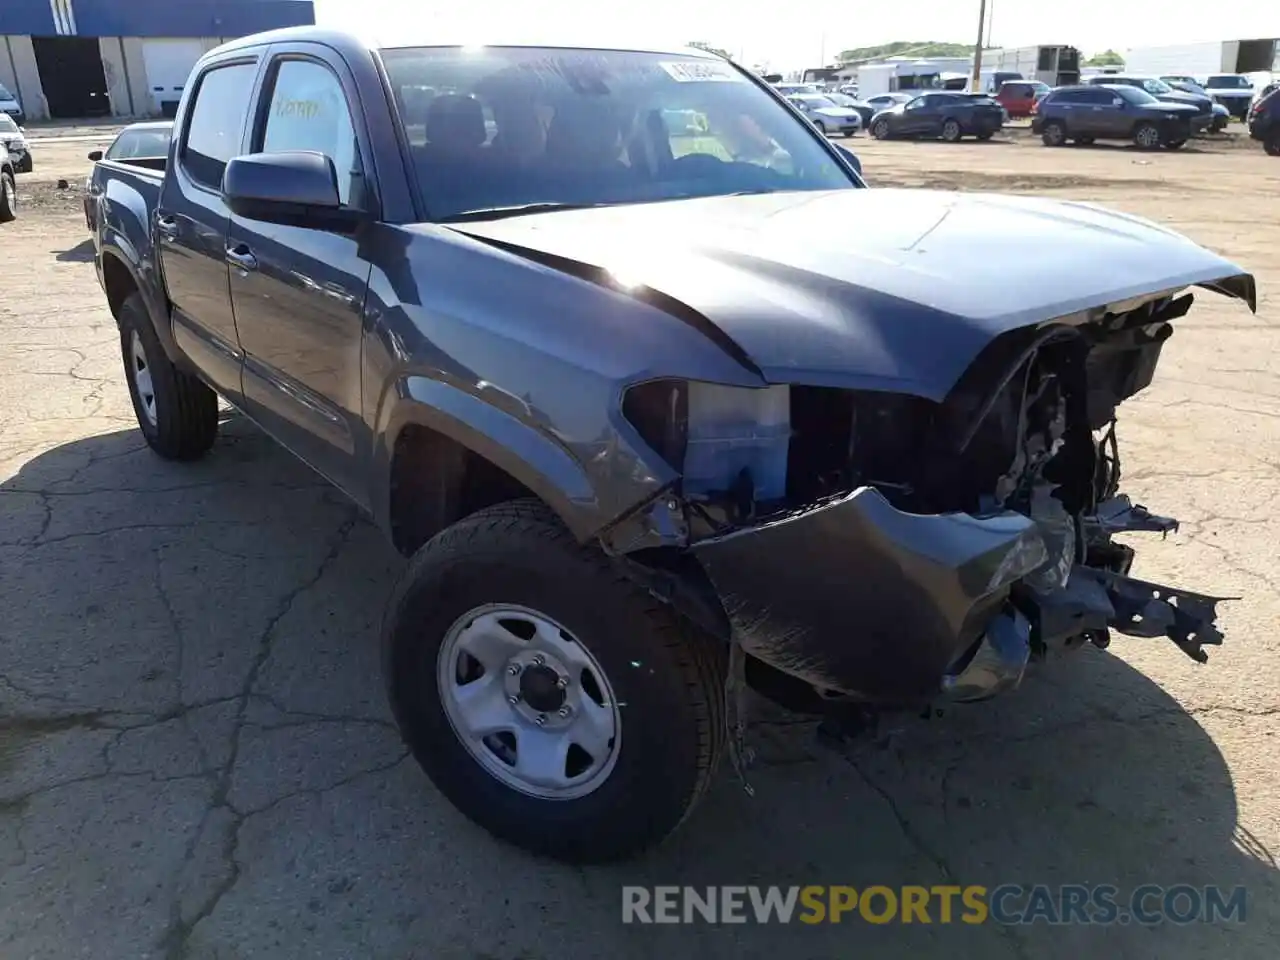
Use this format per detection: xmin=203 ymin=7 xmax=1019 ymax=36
xmin=311 ymin=0 xmax=1280 ymax=74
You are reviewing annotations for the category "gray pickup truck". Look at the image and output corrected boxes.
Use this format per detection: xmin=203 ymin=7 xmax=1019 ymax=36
xmin=91 ymin=27 xmax=1256 ymax=864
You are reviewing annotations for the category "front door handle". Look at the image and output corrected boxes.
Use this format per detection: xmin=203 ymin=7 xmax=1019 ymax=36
xmin=155 ymin=215 xmax=179 ymax=240
xmin=225 ymin=245 xmax=258 ymax=272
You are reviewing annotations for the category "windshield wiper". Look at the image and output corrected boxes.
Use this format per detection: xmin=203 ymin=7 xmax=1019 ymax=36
xmin=441 ymin=202 xmax=607 ymax=223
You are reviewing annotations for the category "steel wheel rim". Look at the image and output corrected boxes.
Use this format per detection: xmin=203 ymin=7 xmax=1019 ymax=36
xmin=944 ymin=121 xmax=959 ymax=140
xmin=1137 ymin=126 xmax=1159 ymax=148
xmin=1047 ymin=125 xmax=1063 ymax=145
xmin=129 ymin=330 xmax=157 ymax=426
xmin=3 ymin=177 xmax=13 ymax=210
xmin=437 ymin=603 xmax=622 ymax=800
xmin=874 ymin=120 xmax=888 ymax=138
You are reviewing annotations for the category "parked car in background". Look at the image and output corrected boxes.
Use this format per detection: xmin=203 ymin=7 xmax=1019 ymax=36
xmin=820 ymin=91 xmax=876 ymax=127
xmin=869 ymin=91 xmax=1004 ymax=142
xmin=1159 ymin=78 xmax=1230 ymax=131
xmin=83 ymin=121 xmax=173 ymax=232
xmin=862 ymin=92 xmax=913 ymax=114
xmin=0 ymin=142 xmax=16 ymax=222
xmin=1249 ymin=86 xmax=1280 ymax=155
xmin=995 ymin=80 xmax=1050 ymax=118
xmin=0 ymin=82 xmax=23 ymax=125
xmin=0 ymin=113 xmax=31 ymax=173
xmin=1086 ymin=74 xmax=1213 ymax=133
xmin=1254 ymin=80 xmax=1280 ymax=112
xmin=1034 ymin=84 xmax=1199 ymax=149
xmin=1202 ymin=74 xmax=1255 ymax=119
xmin=786 ymin=94 xmax=861 ymax=136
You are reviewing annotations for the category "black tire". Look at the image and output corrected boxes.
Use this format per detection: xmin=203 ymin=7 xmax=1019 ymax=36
xmin=976 ymin=131 xmax=994 ymax=141
xmin=941 ymin=118 xmax=962 ymax=142
xmin=1165 ymin=139 xmax=1187 ymax=150
xmin=1133 ymin=121 xmax=1161 ymax=149
xmin=871 ymin=118 xmax=891 ymax=140
xmin=0 ymin=172 xmax=16 ymax=222
xmin=1075 ymin=136 xmax=1095 ymax=146
xmin=1041 ymin=121 xmax=1067 ymax=147
xmin=1265 ymin=136 xmax=1280 ymax=157
xmin=383 ymin=499 xmax=728 ymax=864
xmin=118 ymin=292 xmax=219 ymax=460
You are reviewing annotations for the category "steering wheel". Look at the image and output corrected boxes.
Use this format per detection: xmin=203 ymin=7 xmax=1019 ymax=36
xmin=667 ymin=152 xmax=728 ymax=177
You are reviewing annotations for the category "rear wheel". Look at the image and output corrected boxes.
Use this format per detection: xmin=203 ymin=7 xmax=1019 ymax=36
xmin=118 ymin=292 xmax=219 ymax=460
xmin=0 ymin=172 xmax=16 ymax=222
xmin=383 ymin=500 xmax=728 ymax=863
xmin=976 ymin=131 xmax=994 ymax=141
xmin=1265 ymin=136 xmax=1280 ymax=157
xmin=1165 ymin=139 xmax=1187 ymax=150
xmin=1133 ymin=122 xmax=1161 ymax=149
xmin=1074 ymin=136 xmax=1095 ymax=146
xmin=872 ymin=118 xmax=891 ymax=139
xmin=941 ymin=118 xmax=962 ymax=142
xmin=1041 ymin=120 xmax=1067 ymax=146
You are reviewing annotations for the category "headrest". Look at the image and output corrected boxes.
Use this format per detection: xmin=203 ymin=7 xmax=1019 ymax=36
xmin=545 ymin=102 xmax=622 ymax=162
xmin=425 ymin=93 xmax=486 ymax=149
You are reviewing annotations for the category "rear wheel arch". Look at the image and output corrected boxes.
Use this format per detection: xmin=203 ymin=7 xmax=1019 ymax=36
xmin=100 ymin=250 xmax=139 ymax=319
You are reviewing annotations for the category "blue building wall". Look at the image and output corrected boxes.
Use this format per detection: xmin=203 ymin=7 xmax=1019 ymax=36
xmin=1 ymin=0 xmax=314 ymax=39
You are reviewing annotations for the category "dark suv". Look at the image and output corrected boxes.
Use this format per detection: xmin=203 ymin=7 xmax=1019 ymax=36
xmin=1249 ymin=87 xmax=1280 ymax=155
xmin=1034 ymin=84 xmax=1200 ymax=149
xmin=1086 ymin=74 xmax=1213 ymax=133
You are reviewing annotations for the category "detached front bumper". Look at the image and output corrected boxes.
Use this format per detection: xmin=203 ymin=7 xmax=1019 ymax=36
xmin=690 ymin=487 xmax=1229 ymax=706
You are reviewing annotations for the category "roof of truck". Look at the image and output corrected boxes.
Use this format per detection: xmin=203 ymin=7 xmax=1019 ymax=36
xmin=210 ymin=26 xmax=715 ymax=61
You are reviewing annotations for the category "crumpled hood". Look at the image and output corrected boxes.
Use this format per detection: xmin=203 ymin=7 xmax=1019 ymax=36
xmin=452 ymin=189 xmax=1256 ymax=399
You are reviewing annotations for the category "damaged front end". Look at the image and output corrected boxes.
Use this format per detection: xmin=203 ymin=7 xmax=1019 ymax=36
xmin=606 ymin=287 xmax=1243 ymax=709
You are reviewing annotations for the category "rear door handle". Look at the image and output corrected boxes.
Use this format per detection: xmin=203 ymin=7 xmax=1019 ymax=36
xmin=155 ymin=215 xmax=179 ymax=240
xmin=225 ymin=245 xmax=258 ymax=272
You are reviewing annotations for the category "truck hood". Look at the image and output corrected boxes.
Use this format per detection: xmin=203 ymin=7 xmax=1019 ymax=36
xmin=452 ymin=189 xmax=1256 ymax=399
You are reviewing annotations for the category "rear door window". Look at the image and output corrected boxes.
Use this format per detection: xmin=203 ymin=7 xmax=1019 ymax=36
xmin=182 ymin=62 xmax=258 ymax=188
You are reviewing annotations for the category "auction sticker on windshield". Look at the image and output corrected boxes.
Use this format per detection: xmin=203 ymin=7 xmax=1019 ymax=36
xmin=660 ymin=60 xmax=742 ymax=82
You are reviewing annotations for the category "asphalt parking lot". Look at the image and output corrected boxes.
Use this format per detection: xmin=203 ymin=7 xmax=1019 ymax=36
xmin=1 ymin=126 xmax=1278 ymax=959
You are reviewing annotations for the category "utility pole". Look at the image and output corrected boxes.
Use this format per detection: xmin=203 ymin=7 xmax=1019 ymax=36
xmin=985 ymin=0 xmax=995 ymax=48
xmin=970 ymin=0 xmax=988 ymax=92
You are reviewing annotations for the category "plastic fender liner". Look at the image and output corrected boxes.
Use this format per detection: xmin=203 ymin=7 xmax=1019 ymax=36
xmin=690 ymin=487 xmax=1048 ymax=702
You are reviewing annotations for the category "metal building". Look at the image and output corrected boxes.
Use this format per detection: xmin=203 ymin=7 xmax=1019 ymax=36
xmin=0 ymin=0 xmax=314 ymax=122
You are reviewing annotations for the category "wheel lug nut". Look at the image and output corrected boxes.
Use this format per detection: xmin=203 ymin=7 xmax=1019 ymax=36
xmin=532 ymin=655 xmax=545 ymax=667
xmin=535 ymin=714 xmax=547 ymax=726
xmin=508 ymin=694 xmax=520 ymax=705
xmin=558 ymin=705 xmax=571 ymax=718
xmin=556 ymin=677 xmax=568 ymax=689
xmin=508 ymin=663 xmax=521 ymax=676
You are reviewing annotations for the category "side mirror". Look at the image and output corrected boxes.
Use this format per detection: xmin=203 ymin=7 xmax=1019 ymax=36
xmin=88 ymin=149 xmax=103 ymax=161
xmin=222 ymin=151 xmax=357 ymax=229
xmin=835 ymin=143 xmax=862 ymax=176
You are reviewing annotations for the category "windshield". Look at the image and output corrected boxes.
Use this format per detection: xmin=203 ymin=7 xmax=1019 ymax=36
xmin=0 ymin=84 xmax=11 ymax=99
xmin=379 ymin=46 xmax=857 ymax=221
xmin=1112 ymin=85 xmax=1158 ymax=105
xmin=106 ymin=127 xmax=172 ymax=159
xmin=0 ymin=115 xmax=18 ymax=133
xmin=1207 ymin=75 xmax=1251 ymax=88
xmin=1138 ymin=78 xmax=1173 ymax=94
xmin=824 ymin=93 xmax=856 ymax=106
xmin=795 ymin=94 xmax=836 ymax=107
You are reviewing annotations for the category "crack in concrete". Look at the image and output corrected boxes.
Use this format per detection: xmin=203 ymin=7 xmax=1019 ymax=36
xmin=158 ymin=513 xmax=360 ymax=960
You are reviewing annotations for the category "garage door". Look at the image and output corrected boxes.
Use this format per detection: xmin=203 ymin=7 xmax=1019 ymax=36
xmin=142 ymin=40 xmax=205 ymax=117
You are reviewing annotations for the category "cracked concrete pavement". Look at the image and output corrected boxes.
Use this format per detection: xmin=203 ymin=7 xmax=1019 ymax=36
xmin=1 ymin=131 xmax=1278 ymax=959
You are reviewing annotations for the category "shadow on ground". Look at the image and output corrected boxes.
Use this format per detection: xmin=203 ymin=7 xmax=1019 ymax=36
xmin=54 ymin=238 xmax=95 ymax=263
xmin=1 ymin=419 xmax=1276 ymax=959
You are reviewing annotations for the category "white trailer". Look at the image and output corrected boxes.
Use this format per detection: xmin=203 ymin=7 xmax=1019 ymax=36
xmin=979 ymin=45 xmax=1082 ymax=91
xmin=1123 ymin=39 xmax=1279 ymax=77
xmin=855 ymin=57 xmax=973 ymax=97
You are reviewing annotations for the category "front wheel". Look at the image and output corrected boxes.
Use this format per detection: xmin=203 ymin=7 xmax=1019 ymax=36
xmin=1265 ymin=136 xmax=1280 ymax=157
xmin=1133 ymin=122 xmax=1161 ymax=149
xmin=871 ymin=118 xmax=891 ymax=139
xmin=118 ymin=292 xmax=219 ymax=460
xmin=1165 ymin=139 xmax=1187 ymax=150
xmin=941 ymin=118 xmax=962 ymax=142
xmin=0 ymin=171 xmax=16 ymax=222
xmin=1074 ymin=136 xmax=1095 ymax=146
xmin=383 ymin=500 xmax=728 ymax=863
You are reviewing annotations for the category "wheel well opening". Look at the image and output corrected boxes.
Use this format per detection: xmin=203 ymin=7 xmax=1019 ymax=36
xmin=389 ymin=423 xmax=538 ymax=556
xmin=100 ymin=253 xmax=138 ymax=319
